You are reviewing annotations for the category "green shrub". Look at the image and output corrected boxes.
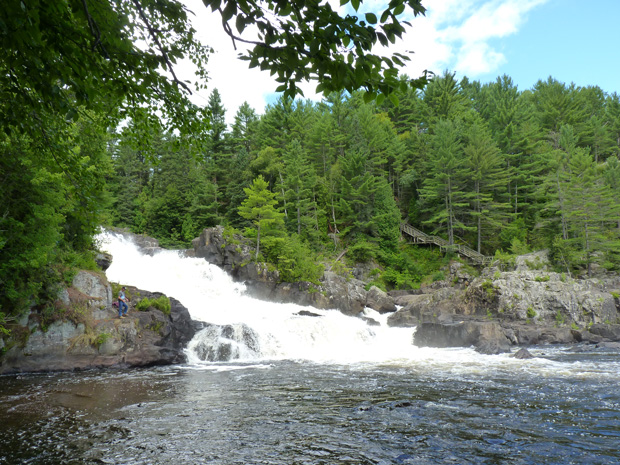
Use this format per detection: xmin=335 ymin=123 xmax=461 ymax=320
xmin=349 ymin=240 xmax=376 ymax=263
xmin=526 ymin=306 xmax=536 ymax=319
xmin=136 ymin=295 xmax=171 ymax=315
xmin=481 ymin=280 xmax=497 ymax=299
xmin=95 ymin=332 xmax=111 ymax=348
xmin=534 ymin=275 xmax=550 ymax=282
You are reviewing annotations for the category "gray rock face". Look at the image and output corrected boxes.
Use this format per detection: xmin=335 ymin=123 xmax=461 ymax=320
xmin=95 ymin=252 xmax=113 ymax=271
xmin=72 ymin=270 xmax=113 ymax=309
xmin=469 ymin=269 xmax=619 ymax=326
xmin=192 ymin=227 xmax=372 ymax=316
xmin=366 ymin=286 xmax=396 ymax=313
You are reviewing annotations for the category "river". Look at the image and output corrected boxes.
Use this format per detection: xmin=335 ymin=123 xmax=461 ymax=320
xmin=0 ymin=231 xmax=618 ymax=464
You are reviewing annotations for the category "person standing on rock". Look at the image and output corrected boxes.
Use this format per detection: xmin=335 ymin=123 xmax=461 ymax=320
xmin=118 ymin=287 xmax=129 ymax=318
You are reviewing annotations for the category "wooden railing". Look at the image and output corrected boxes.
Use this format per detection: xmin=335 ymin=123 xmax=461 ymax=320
xmin=400 ymin=223 xmax=494 ymax=265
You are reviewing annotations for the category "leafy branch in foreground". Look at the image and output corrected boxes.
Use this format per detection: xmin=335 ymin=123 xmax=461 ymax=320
xmin=206 ymin=0 xmax=430 ymax=101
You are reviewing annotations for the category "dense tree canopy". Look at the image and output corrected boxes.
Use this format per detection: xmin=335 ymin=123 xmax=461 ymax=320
xmin=3 ymin=0 xmax=620 ymax=332
xmin=0 ymin=0 xmax=430 ymax=323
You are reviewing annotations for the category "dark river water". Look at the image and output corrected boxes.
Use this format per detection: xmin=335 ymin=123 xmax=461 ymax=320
xmin=1 ymin=346 xmax=619 ymax=465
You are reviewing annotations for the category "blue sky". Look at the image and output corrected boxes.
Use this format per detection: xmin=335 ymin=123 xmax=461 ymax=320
xmin=453 ymin=0 xmax=620 ymax=94
xmin=184 ymin=0 xmax=620 ymax=121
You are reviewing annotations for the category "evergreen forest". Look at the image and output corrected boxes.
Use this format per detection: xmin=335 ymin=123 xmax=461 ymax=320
xmin=4 ymin=71 xmax=620 ymax=326
xmin=106 ymin=73 xmax=620 ymax=287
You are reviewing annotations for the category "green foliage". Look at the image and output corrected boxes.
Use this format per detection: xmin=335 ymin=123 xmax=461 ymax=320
xmin=95 ymin=332 xmax=111 ymax=348
xmin=526 ymin=306 xmax=536 ymax=319
xmin=481 ymin=280 xmax=497 ymax=299
xmin=534 ymin=275 xmax=550 ymax=282
xmin=555 ymin=310 xmax=565 ymax=326
xmin=238 ymin=175 xmax=286 ymax=260
xmin=260 ymin=234 xmax=324 ymax=284
xmin=494 ymin=250 xmax=516 ymax=271
xmin=207 ymin=0 xmax=429 ymax=99
xmin=349 ymin=240 xmax=376 ymax=263
xmin=136 ymin=296 xmax=171 ymax=315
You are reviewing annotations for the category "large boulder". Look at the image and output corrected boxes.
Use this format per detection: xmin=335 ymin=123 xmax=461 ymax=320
xmin=366 ymin=286 xmax=396 ymax=314
xmin=316 ymin=271 xmax=368 ymax=316
xmin=387 ymin=287 xmax=465 ymax=327
xmin=500 ymin=323 xmax=576 ymax=345
xmin=414 ymin=319 xmax=511 ymax=354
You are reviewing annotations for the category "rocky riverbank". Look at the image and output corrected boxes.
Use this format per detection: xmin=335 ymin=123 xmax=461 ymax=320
xmin=0 ymin=268 xmax=201 ymax=375
xmin=192 ymin=227 xmax=620 ymax=354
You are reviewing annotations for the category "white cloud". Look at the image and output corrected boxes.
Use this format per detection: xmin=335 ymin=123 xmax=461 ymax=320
xmin=401 ymin=0 xmax=548 ymax=79
xmin=174 ymin=0 xmax=547 ymax=122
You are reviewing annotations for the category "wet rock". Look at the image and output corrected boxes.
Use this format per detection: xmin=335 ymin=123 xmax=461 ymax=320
xmin=387 ymin=310 xmax=418 ymax=328
xmin=365 ymin=286 xmax=396 ymax=314
xmin=296 ymin=310 xmax=321 ymax=317
xmin=414 ymin=320 xmax=511 ymax=354
xmin=501 ymin=324 xmax=576 ymax=345
xmin=191 ymin=323 xmax=260 ymax=362
xmin=361 ymin=316 xmax=381 ymax=326
xmin=596 ymin=341 xmax=620 ymax=349
xmin=95 ymin=252 xmax=113 ymax=271
xmin=588 ymin=324 xmax=620 ymax=341
xmin=513 ymin=348 xmax=535 ymax=359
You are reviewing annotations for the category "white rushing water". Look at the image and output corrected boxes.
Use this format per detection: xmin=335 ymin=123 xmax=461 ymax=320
xmin=97 ymin=230 xmax=619 ymax=377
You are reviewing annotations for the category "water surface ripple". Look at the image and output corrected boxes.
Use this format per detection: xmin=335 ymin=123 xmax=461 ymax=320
xmin=1 ymin=349 xmax=619 ymax=465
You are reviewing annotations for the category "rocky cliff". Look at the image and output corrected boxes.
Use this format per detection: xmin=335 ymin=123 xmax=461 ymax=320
xmin=0 ymin=270 xmax=201 ymax=374
xmin=193 ymin=228 xmax=620 ymax=353
xmin=191 ymin=226 xmax=395 ymax=316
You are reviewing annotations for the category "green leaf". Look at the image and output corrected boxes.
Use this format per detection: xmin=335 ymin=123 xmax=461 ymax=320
xmin=365 ymin=13 xmax=378 ymax=24
xmin=222 ymin=2 xmax=237 ymax=22
xmin=236 ymin=15 xmax=246 ymax=33
xmin=377 ymin=32 xmax=388 ymax=47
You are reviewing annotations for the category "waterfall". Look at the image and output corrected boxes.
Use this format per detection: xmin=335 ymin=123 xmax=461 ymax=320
xmin=97 ymin=230 xmax=474 ymax=365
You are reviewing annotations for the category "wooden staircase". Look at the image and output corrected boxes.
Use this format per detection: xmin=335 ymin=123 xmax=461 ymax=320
xmin=400 ymin=223 xmax=494 ymax=265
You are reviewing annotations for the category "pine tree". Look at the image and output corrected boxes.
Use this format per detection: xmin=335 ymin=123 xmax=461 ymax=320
xmin=463 ymin=120 xmax=510 ymax=253
xmin=423 ymin=70 xmax=469 ymax=123
xmin=561 ymin=149 xmax=619 ymax=275
xmin=419 ymin=119 xmax=468 ymax=246
xmin=231 ymin=101 xmax=258 ymax=153
xmin=238 ymin=175 xmax=285 ymax=260
xmin=282 ymin=139 xmax=316 ymax=237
